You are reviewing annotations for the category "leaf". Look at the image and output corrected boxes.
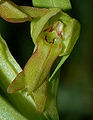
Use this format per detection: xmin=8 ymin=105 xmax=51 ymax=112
xmin=0 ymin=95 xmax=28 ymax=120
xmin=32 ymin=0 xmax=72 ymax=10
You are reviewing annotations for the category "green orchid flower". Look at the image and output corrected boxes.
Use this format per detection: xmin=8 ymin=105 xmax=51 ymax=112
xmin=7 ymin=7 xmax=80 ymax=115
xmin=0 ymin=0 xmax=80 ymax=120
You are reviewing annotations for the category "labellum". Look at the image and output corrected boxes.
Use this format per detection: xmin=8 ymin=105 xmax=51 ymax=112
xmin=7 ymin=8 xmax=80 ymax=115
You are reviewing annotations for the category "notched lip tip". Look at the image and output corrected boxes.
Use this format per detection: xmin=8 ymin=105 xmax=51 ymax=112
xmin=7 ymin=88 xmax=11 ymax=94
xmin=7 ymin=87 xmax=14 ymax=94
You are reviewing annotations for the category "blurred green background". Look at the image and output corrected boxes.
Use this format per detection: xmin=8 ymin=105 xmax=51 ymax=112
xmin=0 ymin=0 xmax=93 ymax=120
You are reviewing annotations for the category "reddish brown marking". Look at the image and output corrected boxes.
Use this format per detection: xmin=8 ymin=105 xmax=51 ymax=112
xmin=57 ymin=31 xmax=61 ymax=36
xmin=0 ymin=14 xmax=31 ymax=23
xmin=32 ymin=45 xmax=39 ymax=56
xmin=61 ymin=33 xmax=63 ymax=39
xmin=57 ymin=31 xmax=63 ymax=39
xmin=49 ymin=27 xmax=54 ymax=32
xmin=59 ymin=43 xmax=62 ymax=50
xmin=43 ymin=28 xmax=49 ymax=32
xmin=20 ymin=6 xmax=50 ymax=13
